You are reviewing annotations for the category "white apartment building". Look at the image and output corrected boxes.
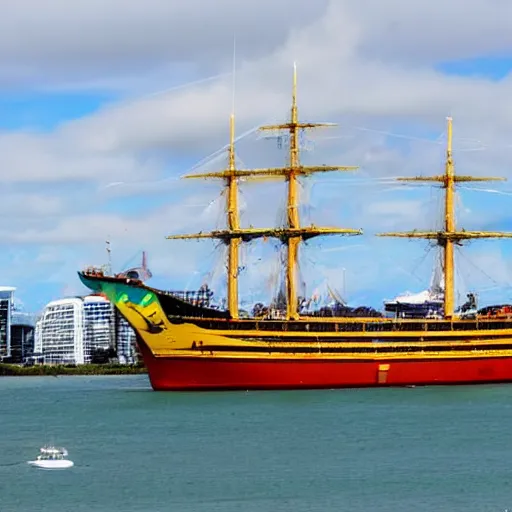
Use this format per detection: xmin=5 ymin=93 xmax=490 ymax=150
xmin=35 ymin=295 xmax=136 ymax=365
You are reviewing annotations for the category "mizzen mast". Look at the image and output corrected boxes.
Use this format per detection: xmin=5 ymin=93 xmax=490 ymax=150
xmin=167 ymin=64 xmax=362 ymax=320
xmin=379 ymin=117 xmax=512 ymax=319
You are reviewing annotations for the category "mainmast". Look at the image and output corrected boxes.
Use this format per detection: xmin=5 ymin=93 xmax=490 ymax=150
xmin=379 ymin=117 xmax=512 ymax=319
xmin=167 ymin=65 xmax=362 ymax=320
xmin=226 ymin=113 xmax=240 ymax=318
xmin=286 ymin=64 xmax=300 ymax=319
xmin=258 ymin=64 xmax=362 ymax=319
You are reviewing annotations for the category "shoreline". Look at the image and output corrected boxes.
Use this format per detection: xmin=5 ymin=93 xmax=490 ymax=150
xmin=0 ymin=363 xmax=147 ymax=376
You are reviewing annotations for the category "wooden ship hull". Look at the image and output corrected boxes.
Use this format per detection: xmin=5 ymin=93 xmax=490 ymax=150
xmin=78 ymin=273 xmax=512 ymax=390
xmin=79 ymin=65 xmax=512 ymax=391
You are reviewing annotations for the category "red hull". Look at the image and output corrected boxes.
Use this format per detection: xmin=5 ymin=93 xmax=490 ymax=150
xmin=137 ymin=339 xmax=512 ymax=391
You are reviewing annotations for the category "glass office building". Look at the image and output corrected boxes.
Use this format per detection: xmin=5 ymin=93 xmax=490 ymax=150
xmin=0 ymin=287 xmax=15 ymax=360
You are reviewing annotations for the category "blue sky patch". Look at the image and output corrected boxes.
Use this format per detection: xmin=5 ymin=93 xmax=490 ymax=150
xmin=436 ymin=56 xmax=512 ymax=81
xmin=0 ymin=91 xmax=114 ymax=130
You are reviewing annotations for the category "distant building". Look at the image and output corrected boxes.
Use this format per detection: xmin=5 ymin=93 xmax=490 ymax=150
xmin=10 ymin=310 xmax=36 ymax=364
xmin=115 ymin=313 xmax=137 ymax=364
xmin=35 ymin=295 xmax=137 ymax=365
xmin=35 ymin=298 xmax=85 ymax=364
xmin=0 ymin=287 xmax=15 ymax=360
xmin=33 ymin=318 xmax=43 ymax=363
xmin=83 ymin=295 xmax=115 ymax=362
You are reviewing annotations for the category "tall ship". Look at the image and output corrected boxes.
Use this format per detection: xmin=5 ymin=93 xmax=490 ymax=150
xmin=79 ymin=66 xmax=512 ymax=390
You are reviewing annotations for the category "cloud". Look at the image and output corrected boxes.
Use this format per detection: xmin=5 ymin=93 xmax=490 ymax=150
xmin=0 ymin=189 xmax=221 ymax=245
xmin=3 ymin=1 xmax=512 ymax=184
xmin=0 ymin=192 xmax=64 ymax=217
xmin=347 ymin=0 xmax=512 ymax=65
xmin=0 ymin=0 xmax=328 ymax=91
xmin=3 ymin=0 xmax=512 ymax=312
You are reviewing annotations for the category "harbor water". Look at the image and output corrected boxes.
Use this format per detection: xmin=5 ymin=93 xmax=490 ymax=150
xmin=1 ymin=375 xmax=511 ymax=511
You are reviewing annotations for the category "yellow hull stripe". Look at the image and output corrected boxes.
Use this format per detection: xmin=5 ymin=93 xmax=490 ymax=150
xmin=152 ymin=348 xmax=512 ymax=360
xmin=212 ymin=328 xmax=512 ymax=339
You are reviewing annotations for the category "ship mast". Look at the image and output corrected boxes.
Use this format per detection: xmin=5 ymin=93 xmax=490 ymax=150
xmin=286 ymin=63 xmax=301 ymax=319
xmin=379 ymin=117 xmax=512 ymax=319
xmin=227 ymin=113 xmax=240 ymax=318
xmin=167 ymin=65 xmax=362 ymax=320
xmin=258 ymin=63 xmax=363 ymax=319
xmin=260 ymin=63 xmax=308 ymax=318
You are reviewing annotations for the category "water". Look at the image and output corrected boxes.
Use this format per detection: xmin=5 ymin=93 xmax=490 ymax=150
xmin=1 ymin=375 xmax=511 ymax=511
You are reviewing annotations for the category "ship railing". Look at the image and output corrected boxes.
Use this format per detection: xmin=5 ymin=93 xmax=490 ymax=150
xmin=169 ymin=288 xmax=214 ymax=308
xmin=83 ymin=266 xmax=106 ymax=277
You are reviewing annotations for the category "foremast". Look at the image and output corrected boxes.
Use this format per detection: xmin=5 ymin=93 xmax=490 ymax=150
xmin=167 ymin=64 xmax=362 ymax=320
xmin=379 ymin=117 xmax=512 ymax=319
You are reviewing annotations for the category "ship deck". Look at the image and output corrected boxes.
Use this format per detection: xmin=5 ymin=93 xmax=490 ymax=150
xmin=168 ymin=315 xmax=512 ymax=334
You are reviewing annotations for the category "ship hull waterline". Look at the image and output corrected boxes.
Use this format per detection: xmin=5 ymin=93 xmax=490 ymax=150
xmin=78 ymin=272 xmax=512 ymax=391
xmin=137 ymin=336 xmax=512 ymax=390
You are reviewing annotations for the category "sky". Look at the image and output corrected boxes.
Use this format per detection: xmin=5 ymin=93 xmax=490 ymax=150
xmin=2 ymin=0 xmax=512 ymax=314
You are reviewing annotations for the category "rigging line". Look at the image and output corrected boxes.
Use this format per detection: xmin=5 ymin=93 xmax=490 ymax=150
xmin=382 ymin=249 xmax=430 ymax=286
xmin=458 ymin=186 xmax=512 ymax=197
xmin=299 ymin=179 xmax=313 ymax=221
xmin=478 ymin=284 xmax=512 ymax=293
xmin=104 ymin=124 xmax=264 ymax=192
xmin=185 ymin=124 xmax=261 ymax=174
xmin=310 ymin=176 xmax=416 ymax=184
xmin=189 ymin=148 xmax=230 ymax=171
xmin=204 ymin=243 xmax=225 ymax=280
xmin=455 ymin=258 xmax=464 ymax=305
xmin=238 ymin=187 xmax=247 ymax=223
xmin=454 ymin=189 xmax=462 ymax=227
xmin=317 ymin=126 xmax=512 ymax=153
xmin=100 ymin=155 xmax=226 ymax=191
xmin=455 ymin=247 xmax=504 ymax=288
xmin=147 ymin=119 xmax=271 ymax=186
xmin=321 ymin=244 xmax=368 ymax=253
xmin=457 ymin=147 xmax=486 ymax=152
xmin=208 ymin=119 xmax=273 ymax=153
xmin=121 ymin=71 xmax=232 ymax=104
xmin=380 ymin=185 xmax=419 ymax=193
xmin=434 ymin=185 xmax=443 ymax=231
xmin=235 ymin=154 xmax=248 ymax=170
xmin=410 ymin=245 xmax=434 ymax=284
xmin=318 ymin=127 xmax=444 ymax=145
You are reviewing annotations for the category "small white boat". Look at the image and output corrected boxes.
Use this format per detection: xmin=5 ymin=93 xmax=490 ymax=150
xmin=27 ymin=446 xmax=74 ymax=470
